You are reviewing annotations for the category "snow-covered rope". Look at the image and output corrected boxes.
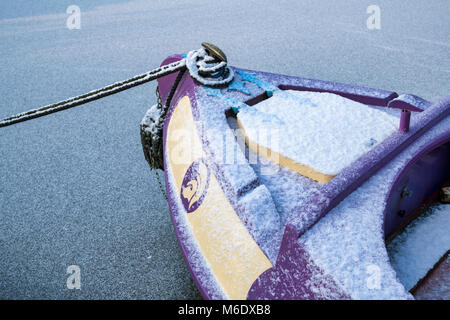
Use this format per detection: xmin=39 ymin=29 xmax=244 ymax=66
xmin=0 ymin=60 xmax=185 ymax=128
xmin=0 ymin=43 xmax=233 ymax=128
xmin=141 ymin=69 xmax=186 ymax=171
xmin=185 ymin=47 xmax=234 ymax=86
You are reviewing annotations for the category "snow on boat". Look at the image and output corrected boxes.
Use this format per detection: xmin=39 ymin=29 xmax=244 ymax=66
xmin=141 ymin=47 xmax=450 ymax=300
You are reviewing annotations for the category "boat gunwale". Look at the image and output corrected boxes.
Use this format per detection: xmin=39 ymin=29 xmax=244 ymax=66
xmin=156 ymin=55 xmax=450 ymax=299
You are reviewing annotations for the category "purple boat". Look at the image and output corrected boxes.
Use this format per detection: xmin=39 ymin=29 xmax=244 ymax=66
xmin=141 ymin=44 xmax=450 ymax=300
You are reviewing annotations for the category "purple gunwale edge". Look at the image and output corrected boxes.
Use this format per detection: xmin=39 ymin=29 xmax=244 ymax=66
xmin=294 ymin=94 xmax=450 ymax=236
xmin=278 ymin=84 xmax=398 ymax=107
xmin=382 ymin=131 xmax=450 ymax=238
xmin=225 ymin=66 xmax=448 ymax=239
xmin=157 ymin=54 xmax=450 ymax=299
xmin=235 ymin=66 xmax=401 ymax=107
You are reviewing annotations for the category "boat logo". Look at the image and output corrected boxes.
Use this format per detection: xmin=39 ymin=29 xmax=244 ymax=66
xmin=180 ymin=158 xmax=210 ymax=213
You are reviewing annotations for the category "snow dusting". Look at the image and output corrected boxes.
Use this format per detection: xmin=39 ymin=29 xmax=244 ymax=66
xmin=387 ymin=202 xmax=450 ymax=291
xmin=299 ymin=115 xmax=450 ymax=299
xmin=238 ymin=90 xmax=400 ymax=175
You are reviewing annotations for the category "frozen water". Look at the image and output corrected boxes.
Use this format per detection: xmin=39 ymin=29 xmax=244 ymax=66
xmin=387 ymin=202 xmax=450 ymax=291
xmin=0 ymin=0 xmax=449 ymax=299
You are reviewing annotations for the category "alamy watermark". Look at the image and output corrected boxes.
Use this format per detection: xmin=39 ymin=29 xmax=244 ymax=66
xmin=366 ymin=264 xmax=382 ymax=290
xmin=168 ymin=127 xmax=281 ymax=176
xmin=66 ymin=265 xmax=81 ymax=290
xmin=366 ymin=5 xmax=381 ymax=30
xmin=66 ymin=5 xmax=81 ymax=30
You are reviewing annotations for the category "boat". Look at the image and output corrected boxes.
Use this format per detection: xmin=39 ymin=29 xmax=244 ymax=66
xmin=140 ymin=44 xmax=450 ymax=300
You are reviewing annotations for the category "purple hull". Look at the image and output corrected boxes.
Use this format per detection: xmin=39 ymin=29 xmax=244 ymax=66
xmin=147 ymin=54 xmax=450 ymax=300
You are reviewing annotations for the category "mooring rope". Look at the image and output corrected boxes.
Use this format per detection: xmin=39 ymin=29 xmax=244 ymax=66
xmin=141 ymin=68 xmax=187 ymax=171
xmin=0 ymin=60 xmax=185 ymax=128
xmin=0 ymin=43 xmax=233 ymax=128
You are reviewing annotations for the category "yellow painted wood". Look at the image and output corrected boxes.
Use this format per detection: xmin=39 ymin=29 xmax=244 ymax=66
xmin=237 ymin=118 xmax=336 ymax=184
xmin=166 ymin=96 xmax=272 ymax=299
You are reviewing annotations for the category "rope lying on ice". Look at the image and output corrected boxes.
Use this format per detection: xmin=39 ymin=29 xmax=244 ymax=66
xmin=0 ymin=43 xmax=233 ymax=128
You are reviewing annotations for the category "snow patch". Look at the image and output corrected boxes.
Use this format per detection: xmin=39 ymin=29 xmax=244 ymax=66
xmin=387 ymin=202 xmax=450 ymax=291
xmin=238 ymin=90 xmax=400 ymax=175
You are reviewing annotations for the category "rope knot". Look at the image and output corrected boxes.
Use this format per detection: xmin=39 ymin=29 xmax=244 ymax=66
xmin=186 ymin=47 xmax=234 ymax=87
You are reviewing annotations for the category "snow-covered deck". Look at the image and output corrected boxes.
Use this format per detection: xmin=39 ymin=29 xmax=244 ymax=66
xmin=248 ymin=113 xmax=450 ymax=299
xmin=238 ymin=90 xmax=400 ymax=180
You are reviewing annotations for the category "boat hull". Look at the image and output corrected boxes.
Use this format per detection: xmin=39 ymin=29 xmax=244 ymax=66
xmin=147 ymin=54 xmax=450 ymax=299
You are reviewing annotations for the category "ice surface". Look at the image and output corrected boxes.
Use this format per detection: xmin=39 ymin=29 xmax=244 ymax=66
xmin=238 ymin=90 xmax=399 ymax=175
xmin=0 ymin=0 xmax=449 ymax=299
xmin=387 ymin=202 xmax=450 ymax=291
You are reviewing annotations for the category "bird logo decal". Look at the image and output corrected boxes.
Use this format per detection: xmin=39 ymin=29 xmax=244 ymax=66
xmin=180 ymin=159 xmax=210 ymax=213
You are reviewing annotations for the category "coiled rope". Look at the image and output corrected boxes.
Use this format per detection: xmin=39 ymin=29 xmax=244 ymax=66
xmin=0 ymin=43 xmax=233 ymax=128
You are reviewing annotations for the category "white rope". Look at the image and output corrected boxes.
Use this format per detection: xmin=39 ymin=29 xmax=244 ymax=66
xmin=185 ymin=48 xmax=234 ymax=87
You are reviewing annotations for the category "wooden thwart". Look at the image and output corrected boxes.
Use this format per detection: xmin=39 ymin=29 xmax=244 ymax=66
xmin=237 ymin=118 xmax=336 ymax=184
